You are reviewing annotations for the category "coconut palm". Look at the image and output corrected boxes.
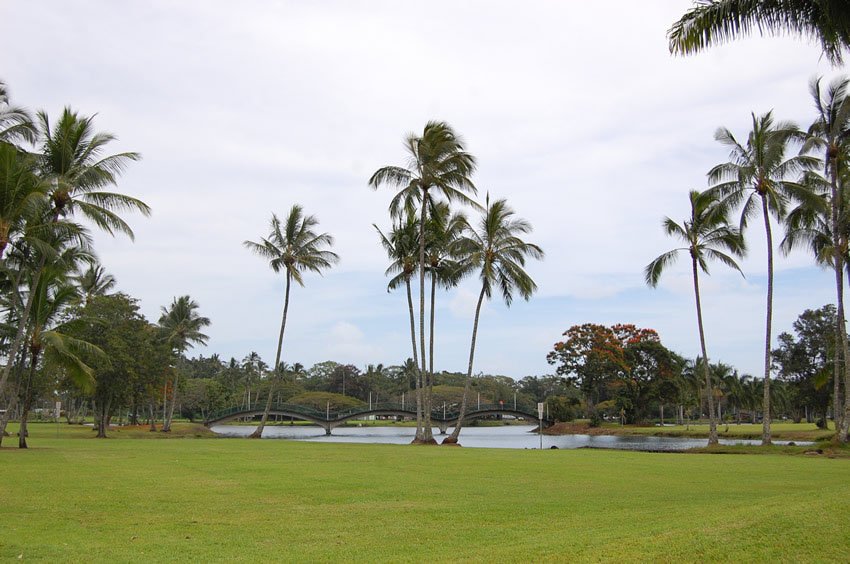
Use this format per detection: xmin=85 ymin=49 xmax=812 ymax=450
xmin=0 ymin=144 xmax=46 ymax=260
xmin=0 ymin=108 xmax=147 ymax=403
xmin=158 ymin=295 xmax=210 ymax=432
xmin=0 ymin=81 xmax=35 ymax=146
xmin=244 ymin=205 xmax=338 ymax=438
xmin=445 ymin=197 xmax=543 ymax=444
xmin=645 ymin=189 xmax=745 ymax=445
xmin=795 ymin=76 xmax=850 ymax=441
xmin=668 ymin=0 xmax=850 ymax=65
xmin=708 ymin=110 xmax=816 ymax=444
xmin=14 ymin=231 xmax=100 ymax=447
xmin=75 ymin=263 xmax=117 ymax=305
xmin=370 ymin=121 xmax=477 ymax=443
xmin=374 ymin=213 xmax=424 ymax=431
xmin=423 ymin=202 xmax=467 ymax=424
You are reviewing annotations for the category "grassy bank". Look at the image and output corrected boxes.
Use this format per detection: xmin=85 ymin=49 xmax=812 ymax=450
xmin=2 ymin=425 xmax=849 ymax=561
xmin=546 ymin=421 xmax=835 ymax=442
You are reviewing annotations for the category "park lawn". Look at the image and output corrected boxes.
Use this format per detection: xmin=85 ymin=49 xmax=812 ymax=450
xmin=2 ymin=426 xmax=849 ymax=562
xmin=550 ymin=421 xmax=836 ymax=442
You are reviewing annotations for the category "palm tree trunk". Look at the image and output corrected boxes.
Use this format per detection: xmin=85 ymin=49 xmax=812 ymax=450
xmin=417 ymin=190 xmax=434 ymax=443
xmin=251 ymin=271 xmax=292 ymax=438
xmin=163 ymin=370 xmax=179 ymax=432
xmin=425 ymin=273 xmax=437 ymax=431
xmin=761 ymin=196 xmax=774 ymax=446
xmin=0 ymin=257 xmax=45 ymax=400
xmin=405 ymin=278 xmax=422 ymax=436
xmin=445 ymin=283 xmax=487 ymax=443
xmin=0 ymin=345 xmax=28 ymax=447
xmin=692 ymin=255 xmax=719 ymax=445
xmin=833 ymin=243 xmax=849 ymax=439
xmin=18 ymin=351 xmax=39 ymax=449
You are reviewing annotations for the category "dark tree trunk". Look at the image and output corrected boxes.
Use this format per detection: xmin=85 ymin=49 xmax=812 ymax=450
xmin=445 ymin=283 xmax=487 ymax=443
xmin=416 ymin=188 xmax=434 ymax=444
xmin=692 ymin=255 xmax=718 ymax=445
xmin=251 ymin=271 xmax=292 ymax=438
xmin=761 ymin=196 xmax=774 ymax=446
xmin=405 ymin=278 xmax=422 ymax=436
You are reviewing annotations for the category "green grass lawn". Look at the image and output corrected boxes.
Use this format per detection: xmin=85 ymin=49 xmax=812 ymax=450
xmin=550 ymin=420 xmax=836 ymax=442
xmin=2 ymin=424 xmax=849 ymax=562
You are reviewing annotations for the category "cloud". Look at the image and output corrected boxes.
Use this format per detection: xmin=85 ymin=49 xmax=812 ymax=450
xmin=0 ymin=1 xmax=841 ymax=378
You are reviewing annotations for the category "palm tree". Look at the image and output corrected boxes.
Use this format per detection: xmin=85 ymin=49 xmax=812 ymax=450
xmin=75 ymin=263 xmax=117 ymax=304
xmin=0 ymin=144 xmax=46 ymax=260
xmin=423 ymin=202 xmax=468 ymax=427
xmin=158 ymin=295 xmax=210 ymax=432
xmin=0 ymin=81 xmax=35 ymax=146
xmin=708 ymin=111 xmax=815 ymax=444
xmin=370 ymin=121 xmax=477 ymax=443
xmin=14 ymin=231 xmax=100 ymax=446
xmin=795 ymin=76 xmax=850 ymax=441
xmin=374 ymin=213 xmax=424 ymax=432
xmin=645 ymin=189 xmax=745 ymax=445
xmin=445 ymin=197 xmax=543 ymax=444
xmin=0 ymin=108 xmax=148 ymax=403
xmin=241 ymin=351 xmax=264 ymax=409
xmin=668 ymin=0 xmax=850 ymax=65
xmin=783 ymin=176 xmax=850 ymax=433
xmin=244 ymin=205 xmax=338 ymax=438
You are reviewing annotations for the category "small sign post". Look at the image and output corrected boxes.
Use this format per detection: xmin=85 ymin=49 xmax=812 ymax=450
xmin=537 ymin=402 xmax=544 ymax=450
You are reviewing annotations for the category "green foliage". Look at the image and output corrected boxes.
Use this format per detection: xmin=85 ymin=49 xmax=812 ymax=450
xmin=548 ymin=396 xmax=578 ymax=422
xmin=288 ymin=391 xmax=364 ymax=411
xmin=668 ymin=0 xmax=850 ymax=65
xmin=66 ymin=293 xmax=170 ymax=436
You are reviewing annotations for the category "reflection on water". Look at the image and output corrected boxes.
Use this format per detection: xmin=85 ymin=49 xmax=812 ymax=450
xmin=209 ymin=424 xmax=809 ymax=451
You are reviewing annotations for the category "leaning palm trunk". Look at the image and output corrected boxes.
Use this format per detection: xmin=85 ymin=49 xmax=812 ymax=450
xmin=0 ymin=257 xmax=45 ymax=400
xmin=761 ymin=197 xmax=774 ymax=445
xmin=251 ymin=271 xmax=292 ymax=438
xmin=406 ymin=278 xmax=423 ymax=436
xmin=692 ymin=256 xmax=719 ymax=445
xmin=445 ymin=284 xmax=486 ymax=443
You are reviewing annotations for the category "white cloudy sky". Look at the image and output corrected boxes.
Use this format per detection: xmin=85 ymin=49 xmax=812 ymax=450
xmin=1 ymin=1 xmax=845 ymax=378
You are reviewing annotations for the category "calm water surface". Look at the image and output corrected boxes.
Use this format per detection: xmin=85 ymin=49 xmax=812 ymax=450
xmin=209 ymin=424 xmax=808 ymax=451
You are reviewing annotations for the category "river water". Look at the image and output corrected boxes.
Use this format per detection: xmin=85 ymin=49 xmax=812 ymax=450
xmin=209 ymin=424 xmax=808 ymax=451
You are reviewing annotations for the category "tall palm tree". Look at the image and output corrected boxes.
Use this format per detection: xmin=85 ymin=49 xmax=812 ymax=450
xmin=645 ymin=189 xmax=745 ymax=445
xmin=244 ymin=205 xmax=338 ymax=438
xmin=370 ymin=121 xmax=477 ymax=443
xmin=158 ymin=295 xmax=210 ymax=432
xmin=445 ymin=197 xmax=543 ymax=444
xmin=668 ymin=0 xmax=850 ymax=65
xmin=14 ymin=230 xmax=100 ymax=447
xmin=708 ymin=110 xmax=815 ymax=444
xmin=423 ymin=202 xmax=467 ymax=427
xmin=374 ymin=213 xmax=424 ymax=431
xmin=796 ymin=76 xmax=850 ymax=441
xmin=0 ymin=108 xmax=148 ymax=403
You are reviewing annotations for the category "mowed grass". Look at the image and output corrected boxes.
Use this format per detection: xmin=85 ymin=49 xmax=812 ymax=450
xmin=2 ymin=425 xmax=849 ymax=562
